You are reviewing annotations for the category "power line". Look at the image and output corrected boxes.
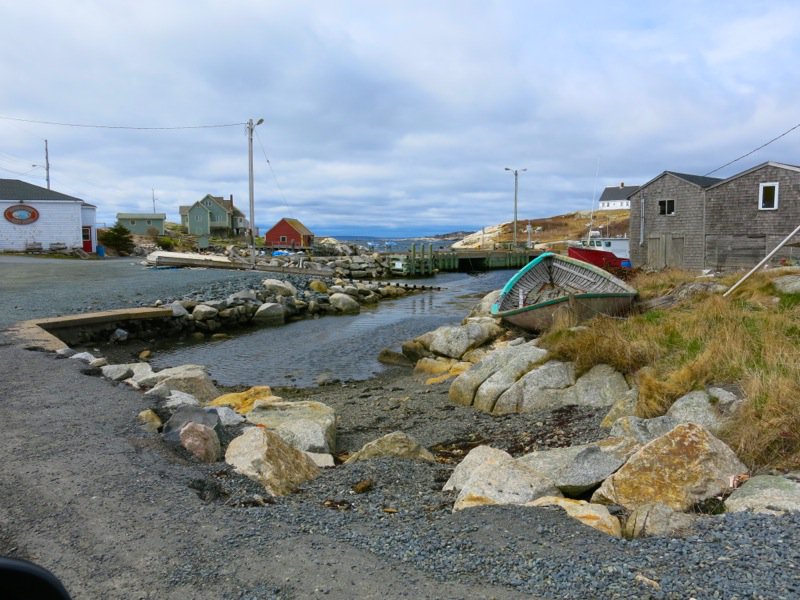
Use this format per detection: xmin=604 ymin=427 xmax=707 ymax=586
xmin=0 ymin=115 xmax=246 ymax=130
xmin=254 ymin=129 xmax=290 ymax=211
xmin=705 ymin=121 xmax=800 ymax=176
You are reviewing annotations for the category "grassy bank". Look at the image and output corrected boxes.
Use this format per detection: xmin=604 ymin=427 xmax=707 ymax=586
xmin=538 ymin=267 xmax=800 ymax=471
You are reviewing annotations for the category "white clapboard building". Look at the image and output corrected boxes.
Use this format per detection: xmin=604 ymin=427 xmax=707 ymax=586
xmin=0 ymin=179 xmax=97 ymax=253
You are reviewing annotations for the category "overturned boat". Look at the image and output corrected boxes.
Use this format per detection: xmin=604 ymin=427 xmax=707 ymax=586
xmin=491 ymin=252 xmax=637 ymax=331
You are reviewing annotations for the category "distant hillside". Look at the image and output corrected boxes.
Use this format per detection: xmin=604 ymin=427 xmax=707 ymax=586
xmin=452 ymin=209 xmax=630 ymax=249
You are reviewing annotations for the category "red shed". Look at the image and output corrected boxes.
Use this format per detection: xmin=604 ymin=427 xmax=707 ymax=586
xmin=264 ymin=218 xmax=315 ymax=250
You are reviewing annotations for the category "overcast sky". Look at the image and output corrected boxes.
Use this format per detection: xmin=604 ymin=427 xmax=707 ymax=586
xmin=2 ymin=1 xmax=800 ymax=237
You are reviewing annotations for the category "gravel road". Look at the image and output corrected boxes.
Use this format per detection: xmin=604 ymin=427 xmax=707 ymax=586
xmin=2 ymin=256 xmax=800 ymax=599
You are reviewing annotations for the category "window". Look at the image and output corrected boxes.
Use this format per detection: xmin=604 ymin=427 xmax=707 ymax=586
xmin=658 ymin=199 xmax=675 ymax=215
xmin=280 ymin=235 xmax=287 ymax=242
xmin=759 ymin=182 xmax=779 ymax=210
xmin=146 ymin=220 xmax=152 ymax=225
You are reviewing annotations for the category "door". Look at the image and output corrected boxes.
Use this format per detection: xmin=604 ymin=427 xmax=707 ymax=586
xmin=647 ymin=234 xmax=684 ymax=269
xmin=81 ymin=226 xmax=93 ymax=252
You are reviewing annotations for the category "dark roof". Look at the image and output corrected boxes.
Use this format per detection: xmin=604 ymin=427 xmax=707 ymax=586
xmin=665 ymin=172 xmax=723 ymax=188
xmin=0 ymin=179 xmax=86 ymax=202
xmin=599 ymin=185 xmax=639 ymax=202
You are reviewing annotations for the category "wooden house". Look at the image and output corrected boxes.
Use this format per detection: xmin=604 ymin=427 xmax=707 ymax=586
xmin=598 ymin=182 xmax=639 ymax=210
xmin=179 ymin=194 xmax=247 ymax=237
xmin=116 ymin=213 xmax=166 ymax=235
xmin=264 ymin=218 xmax=314 ymax=250
xmin=629 ymin=161 xmax=800 ymax=270
xmin=0 ymin=179 xmax=97 ymax=252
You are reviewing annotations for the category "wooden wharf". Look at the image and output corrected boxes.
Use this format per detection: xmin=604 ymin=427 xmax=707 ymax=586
xmin=388 ymin=244 xmax=539 ymax=276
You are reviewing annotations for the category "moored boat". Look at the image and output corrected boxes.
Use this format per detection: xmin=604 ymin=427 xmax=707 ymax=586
xmin=491 ymin=252 xmax=637 ymax=331
xmin=567 ymin=236 xmax=631 ymax=269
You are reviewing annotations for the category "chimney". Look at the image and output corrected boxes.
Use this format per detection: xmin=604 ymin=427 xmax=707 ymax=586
xmin=619 ymin=181 xmax=624 ymax=188
xmin=230 ymin=194 xmax=233 ymax=202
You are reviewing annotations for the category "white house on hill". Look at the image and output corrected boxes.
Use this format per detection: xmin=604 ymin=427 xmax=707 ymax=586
xmin=0 ymin=179 xmax=97 ymax=252
xmin=598 ymin=182 xmax=639 ymax=210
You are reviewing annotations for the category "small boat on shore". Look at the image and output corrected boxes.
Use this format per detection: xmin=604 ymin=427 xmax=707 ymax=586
xmin=491 ymin=252 xmax=637 ymax=331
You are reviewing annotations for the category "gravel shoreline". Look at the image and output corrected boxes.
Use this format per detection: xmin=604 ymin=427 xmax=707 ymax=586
xmin=2 ymin=257 xmax=800 ymax=598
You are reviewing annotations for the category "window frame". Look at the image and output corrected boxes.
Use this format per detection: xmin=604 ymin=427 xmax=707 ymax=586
xmin=759 ymin=182 xmax=779 ymax=210
xmin=658 ymin=199 xmax=675 ymax=216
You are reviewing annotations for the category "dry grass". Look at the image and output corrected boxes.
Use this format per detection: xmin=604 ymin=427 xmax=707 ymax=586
xmin=538 ymin=268 xmax=800 ymax=470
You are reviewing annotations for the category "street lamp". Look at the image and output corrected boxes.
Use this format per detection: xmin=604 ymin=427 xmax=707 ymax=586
xmin=247 ymin=118 xmax=264 ymax=268
xmin=505 ymin=167 xmax=526 ymax=247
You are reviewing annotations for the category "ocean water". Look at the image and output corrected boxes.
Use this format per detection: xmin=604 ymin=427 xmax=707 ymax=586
xmin=149 ymin=269 xmax=515 ymax=388
xmin=325 ymin=236 xmax=457 ymax=254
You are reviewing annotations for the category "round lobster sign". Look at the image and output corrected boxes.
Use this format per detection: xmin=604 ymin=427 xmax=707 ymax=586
xmin=4 ymin=204 xmax=40 ymax=225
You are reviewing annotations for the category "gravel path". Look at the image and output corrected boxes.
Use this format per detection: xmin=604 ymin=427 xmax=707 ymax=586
xmin=2 ymin=256 xmax=800 ymax=598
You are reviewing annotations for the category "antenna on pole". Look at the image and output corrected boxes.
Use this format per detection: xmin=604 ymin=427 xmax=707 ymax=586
xmin=152 ymin=188 xmax=157 ymax=212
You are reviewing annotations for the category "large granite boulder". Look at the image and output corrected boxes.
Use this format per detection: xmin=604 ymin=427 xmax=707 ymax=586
xmin=571 ymin=364 xmax=630 ymax=408
xmin=472 ymin=351 xmax=556 ymax=413
xmin=444 ymin=445 xmax=561 ymax=511
xmin=246 ymin=398 xmax=337 ymax=454
xmin=623 ymin=502 xmax=699 ymax=538
xmin=609 ymin=415 xmax=680 ymax=445
xmin=344 ymin=432 xmax=434 ymax=464
xmin=208 ymin=385 xmax=276 ymax=414
xmin=179 ymin=422 xmax=222 ymax=463
xmin=592 ymin=423 xmax=748 ymax=511
xmin=666 ymin=390 xmax=727 ymax=434
xmin=253 ymin=302 xmax=286 ymax=325
xmin=773 ymin=274 xmax=800 ymax=294
xmin=528 ymin=496 xmax=622 ymax=537
xmin=520 ymin=437 xmax=640 ymax=497
xmin=724 ymin=475 xmax=800 ymax=515
xmin=225 ymin=427 xmax=319 ymax=496
xmin=140 ymin=365 xmax=220 ymax=404
xmin=162 ymin=406 xmax=223 ymax=445
xmin=493 ymin=360 xmax=575 ymax=414
xmin=449 ymin=342 xmax=547 ymax=407
xmin=262 ymin=278 xmax=297 ymax=297
xmin=192 ymin=304 xmax=219 ymax=321
xmin=329 ymin=292 xmax=360 ymax=314
xmin=427 ymin=318 xmax=503 ymax=360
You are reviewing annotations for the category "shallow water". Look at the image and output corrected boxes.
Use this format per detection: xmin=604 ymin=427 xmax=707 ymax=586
xmin=150 ymin=269 xmax=515 ymax=388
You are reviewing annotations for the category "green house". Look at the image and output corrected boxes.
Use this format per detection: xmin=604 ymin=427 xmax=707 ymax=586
xmin=179 ymin=194 xmax=247 ymax=237
xmin=116 ymin=213 xmax=166 ymax=235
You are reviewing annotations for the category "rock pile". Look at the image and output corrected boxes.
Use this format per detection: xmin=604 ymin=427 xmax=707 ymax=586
xmin=63 ymin=286 xmax=800 ymax=543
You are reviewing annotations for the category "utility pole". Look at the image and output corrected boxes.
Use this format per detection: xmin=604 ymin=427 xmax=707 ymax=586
xmin=505 ymin=167 xmax=526 ymax=248
xmin=247 ymin=118 xmax=264 ymax=268
xmin=44 ymin=139 xmax=50 ymax=189
xmin=152 ymin=188 xmax=157 ymax=213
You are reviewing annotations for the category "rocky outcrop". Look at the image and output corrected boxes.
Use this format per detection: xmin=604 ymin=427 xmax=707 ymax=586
xmin=444 ymin=445 xmax=561 ymax=511
xmin=345 ymin=432 xmax=434 ymax=464
xmin=449 ymin=341 xmax=547 ymax=407
xmin=724 ymin=475 xmax=800 ymax=515
xmin=520 ymin=437 xmax=640 ymax=497
xmin=592 ymin=423 xmax=747 ymax=511
xmin=450 ymin=339 xmax=632 ymax=416
xmin=246 ymin=398 xmax=337 ymax=454
xmin=426 ymin=318 xmax=504 ymax=360
xmin=225 ymin=427 xmax=319 ymax=496
xmin=623 ymin=502 xmax=699 ymax=538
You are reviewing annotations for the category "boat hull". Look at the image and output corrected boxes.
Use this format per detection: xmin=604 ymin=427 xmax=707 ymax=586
xmin=499 ymin=293 xmax=636 ymax=331
xmin=567 ymin=246 xmax=631 ymax=269
xmin=491 ymin=252 xmax=637 ymax=332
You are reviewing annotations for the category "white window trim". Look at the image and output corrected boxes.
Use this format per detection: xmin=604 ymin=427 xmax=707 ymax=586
xmin=759 ymin=182 xmax=779 ymax=210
